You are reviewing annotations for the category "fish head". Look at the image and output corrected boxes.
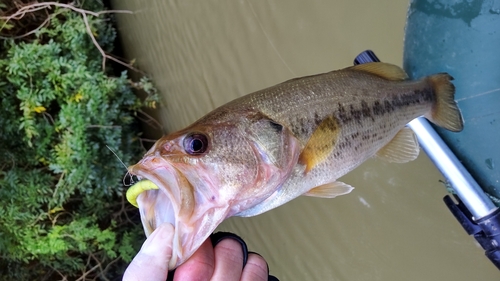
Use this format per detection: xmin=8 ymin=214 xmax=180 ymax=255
xmin=127 ymin=110 xmax=301 ymax=269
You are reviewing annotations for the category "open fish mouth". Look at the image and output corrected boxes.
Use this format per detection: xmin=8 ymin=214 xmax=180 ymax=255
xmin=126 ymin=179 xmax=176 ymax=236
xmin=125 ymin=155 xmax=230 ymax=270
xmin=126 ymin=159 xmax=189 ymax=269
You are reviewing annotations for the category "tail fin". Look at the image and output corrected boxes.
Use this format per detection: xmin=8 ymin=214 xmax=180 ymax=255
xmin=424 ymin=74 xmax=464 ymax=132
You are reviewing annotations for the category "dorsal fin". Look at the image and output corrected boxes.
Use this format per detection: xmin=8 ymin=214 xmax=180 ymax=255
xmin=350 ymin=62 xmax=408 ymax=81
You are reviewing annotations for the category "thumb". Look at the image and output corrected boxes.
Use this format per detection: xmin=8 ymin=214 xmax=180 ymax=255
xmin=123 ymin=223 xmax=174 ymax=281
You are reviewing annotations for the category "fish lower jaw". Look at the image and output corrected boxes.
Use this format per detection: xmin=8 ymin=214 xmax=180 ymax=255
xmin=130 ymin=164 xmax=183 ymax=234
xmin=129 ymin=169 xmax=222 ymax=269
xmin=168 ymin=227 xmax=182 ymax=269
xmin=136 ymin=190 xmax=185 ymax=270
xmin=136 ymin=185 xmax=195 ymax=269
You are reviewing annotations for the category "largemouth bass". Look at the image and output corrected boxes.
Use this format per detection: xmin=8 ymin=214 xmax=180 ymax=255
xmin=126 ymin=62 xmax=463 ymax=269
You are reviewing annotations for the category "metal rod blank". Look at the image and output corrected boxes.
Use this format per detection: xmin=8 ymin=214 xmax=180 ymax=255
xmin=408 ymin=118 xmax=497 ymax=219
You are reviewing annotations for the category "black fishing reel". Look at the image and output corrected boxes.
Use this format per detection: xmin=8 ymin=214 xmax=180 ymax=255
xmin=444 ymin=194 xmax=500 ymax=268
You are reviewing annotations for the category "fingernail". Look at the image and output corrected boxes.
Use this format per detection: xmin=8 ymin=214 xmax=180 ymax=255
xmin=248 ymin=251 xmax=269 ymax=273
xmin=210 ymin=232 xmax=248 ymax=268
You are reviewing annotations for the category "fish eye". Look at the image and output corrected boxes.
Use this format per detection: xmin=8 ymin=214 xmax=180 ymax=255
xmin=183 ymin=133 xmax=209 ymax=155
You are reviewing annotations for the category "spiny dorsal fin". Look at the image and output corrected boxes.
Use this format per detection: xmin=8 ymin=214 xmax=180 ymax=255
xmin=376 ymin=127 xmax=419 ymax=163
xmin=351 ymin=62 xmax=408 ymax=81
xmin=298 ymin=115 xmax=340 ymax=173
xmin=303 ymin=181 xmax=354 ymax=198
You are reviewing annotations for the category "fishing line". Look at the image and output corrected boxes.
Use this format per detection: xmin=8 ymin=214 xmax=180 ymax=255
xmin=106 ymin=145 xmax=137 ymax=186
xmin=106 ymin=145 xmax=128 ymax=170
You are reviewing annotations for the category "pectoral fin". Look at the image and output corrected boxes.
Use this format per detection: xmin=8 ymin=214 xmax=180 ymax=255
xmin=376 ymin=127 xmax=419 ymax=163
xmin=304 ymin=181 xmax=354 ymax=198
xmin=298 ymin=115 xmax=340 ymax=173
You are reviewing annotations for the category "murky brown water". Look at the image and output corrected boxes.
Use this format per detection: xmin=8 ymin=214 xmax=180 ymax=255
xmin=111 ymin=0 xmax=499 ymax=279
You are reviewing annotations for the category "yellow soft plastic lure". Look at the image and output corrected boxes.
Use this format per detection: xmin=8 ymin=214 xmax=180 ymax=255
xmin=126 ymin=180 xmax=159 ymax=207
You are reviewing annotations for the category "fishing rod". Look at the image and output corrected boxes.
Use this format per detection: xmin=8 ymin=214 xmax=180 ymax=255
xmin=354 ymin=50 xmax=500 ymax=270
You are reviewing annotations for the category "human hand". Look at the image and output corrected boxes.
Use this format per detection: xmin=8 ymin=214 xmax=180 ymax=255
xmin=123 ymin=223 xmax=278 ymax=281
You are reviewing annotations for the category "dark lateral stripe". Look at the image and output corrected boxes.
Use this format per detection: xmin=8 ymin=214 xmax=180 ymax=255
xmin=293 ymin=88 xmax=434 ymax=138
xmin=335 ymin=88 xmax=433 ymax=123
xmin=390 ymin=88 xmax=434 ymax=108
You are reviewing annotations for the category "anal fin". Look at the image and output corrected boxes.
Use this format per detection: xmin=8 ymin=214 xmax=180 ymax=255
xmin=376 ymin=127 xmax=419 ymax=163
xmin=303 ymin=181 xmax=354 ymax=198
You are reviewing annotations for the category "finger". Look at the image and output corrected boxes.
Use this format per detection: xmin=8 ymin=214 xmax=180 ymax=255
xmin=210 ymin=232 xmax=248 ymax=267
xmin=173 ymin=238 xmax=215 ymax=281
xmin=123 ymin=223 xmax=174 ymax=281
xmin=211 ymin=238 xmax=244 ymax=280
xmin=240 ymin=253 xmax=269 ymax=281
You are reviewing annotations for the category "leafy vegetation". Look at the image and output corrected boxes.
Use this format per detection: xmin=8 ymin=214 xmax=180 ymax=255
xmin=0 ymin=1 xmax=158 ymax=279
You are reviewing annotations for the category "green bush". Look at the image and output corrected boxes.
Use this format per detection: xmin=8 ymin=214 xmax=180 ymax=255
xmin=0 ymin=1 xmax=157 ymax=279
